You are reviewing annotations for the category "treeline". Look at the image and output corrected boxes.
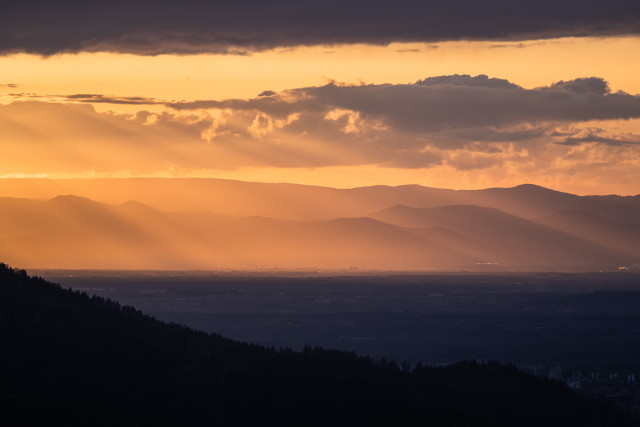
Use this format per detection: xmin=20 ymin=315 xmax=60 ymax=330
xmin=0 ymin=263 xmax=634 ymax=426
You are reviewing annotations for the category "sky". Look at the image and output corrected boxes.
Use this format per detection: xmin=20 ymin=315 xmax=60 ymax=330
xmin=2 ymin=1 xmax=640 ymax=195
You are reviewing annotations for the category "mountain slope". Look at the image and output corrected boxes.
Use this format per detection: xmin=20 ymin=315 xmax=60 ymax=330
xmin=535 ymin=210 xmax=640 ymax=258
xmin=1 ymin=178 xmax=638 ymax=222
xmin=0 ymin=196 xmax=636 ymax=270
xmin=0 ymin=264 xmax=634 ymax=426
xmin=585 ymin=194 xmax=640 ymax=208
xmin=370 ymin=204 xmax=636 ymax=268
xmin=0 ymin=196 xmax=198 ymax=269
xmin=471 ymin=184 xmax=640 ymax=223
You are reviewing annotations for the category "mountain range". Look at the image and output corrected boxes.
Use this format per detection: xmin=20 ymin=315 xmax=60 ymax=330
xmin=0 ymin=178 xmax=638 ymax=271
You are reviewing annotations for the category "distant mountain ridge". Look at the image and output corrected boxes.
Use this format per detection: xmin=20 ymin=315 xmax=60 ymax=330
xmin=0 ymin=178 xmax=638 ymax=221
xmin=370 ymin=204 xmax=635 ymax=268
xmin=535 ymin=210 xmax=640 ymax=257
xmin=0 ymin=189 xmax=637 ymax=271
xmin=585 ymin=194 xmax=640 ymax=208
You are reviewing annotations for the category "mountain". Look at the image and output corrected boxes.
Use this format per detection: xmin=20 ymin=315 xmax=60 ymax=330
xmin=0 ymin=196 xmax=497 ymax=270
xmin=472 ymin=184 xmax=640 ymax=223
xmin=0 ymin=195 xmax=636 ymax=271
xmin=370 ymin=204 xmax=635 ymax=269
xmin=1 ymin=263 xmax=634 ymax=426
xmin=585 ymin=194 xmax=640 ymax=208
xmin=534 ymin=210 xmax=640 ymax=258
xmin=0 ymin=196 xmax=195 ymax=269
xmin=1 ymin=178 xmax=639 ymax=222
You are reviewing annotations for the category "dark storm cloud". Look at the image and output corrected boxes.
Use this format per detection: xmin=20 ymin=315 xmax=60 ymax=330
xmin=2 ymin=1 xmax=640 ymax=55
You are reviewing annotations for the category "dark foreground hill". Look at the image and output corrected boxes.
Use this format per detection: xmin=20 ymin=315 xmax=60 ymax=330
xmin=0 ymin=264 xmax=635 ymax=426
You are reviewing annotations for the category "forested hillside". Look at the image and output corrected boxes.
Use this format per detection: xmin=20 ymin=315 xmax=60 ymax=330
xmin=0 ymin=264 xmax=635 ymax=426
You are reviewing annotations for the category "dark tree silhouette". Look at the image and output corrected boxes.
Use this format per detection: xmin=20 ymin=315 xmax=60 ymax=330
xmin=0 ymin=263 xmax=634 ymax=426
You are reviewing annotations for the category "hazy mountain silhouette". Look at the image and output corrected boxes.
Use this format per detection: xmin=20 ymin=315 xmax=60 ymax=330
xmin=0 ymin=194 xmax=636 ymax=271
xmin=535 ymin=210 xmax=640 ymax=258
xmin=470 ymin=184 xmax=640 ymax=223
xmin=370 ymin=204 xmax=635 ymax=268
xmin=585 ymin=194 xmax=640 ymax=208
xmin=1 ymin=178 xmax=639 ymax=222
xmin=0 ymin=195 xmax=226 ymax=269
xmin=2 ymin=264 xmax=634 ymax=426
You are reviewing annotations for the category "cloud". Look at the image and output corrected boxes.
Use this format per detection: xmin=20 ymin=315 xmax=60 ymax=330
xmin=4 ymin=92 xmax=161 ymax=105
xmin=556 ymin=128 xmax=640 ymax=146
xmin=21 ymin=76 xmax=633 ymax=138
xmin=2 ymin=1 xmax=640 ymax=55
xmin=63 ymin=94 xmax=161 ymax=105
xmin=415 ymin=74 xmax=521 ymax=89
xmin=545 ymin=77 xmax=610 ymax=95
xmin=169 ymin=75 xmax=640 ymax=138
xmin=3 ymin=76 xmax=640 ymax=180
xmin=258 ymin=90 xmax=277 ymax=97
xmin=489 ymin=41 xmax=548 ymax=49
xmin=12 ymin=75 xmax=640 ymax=156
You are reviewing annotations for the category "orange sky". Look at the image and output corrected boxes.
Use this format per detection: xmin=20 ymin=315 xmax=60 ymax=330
xmin=2 ymin=37 xmax=640 ymax=195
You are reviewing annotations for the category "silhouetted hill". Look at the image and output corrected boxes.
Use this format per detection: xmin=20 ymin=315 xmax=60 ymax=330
xmin=1 ymin=264 xmax=635 ymax=426
xmin=1 ymin=195 xmax=637 ymax=270
xmin=370 ymin=204 xmax=635 ymax=268
xmin=1 ymin=196 xmax=635 ymax=270
xmin=535 ymin=210 xmax=640 ymax=258
xmin=474 ymin=184 xmax=640 ymax=223
xmin=1 ymin=178 xmax=639 ymax=222
xmin=0 ymin=196 xmax=186 ymax=269
xmin=585 ymin=194 xmax=640 ymax=208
